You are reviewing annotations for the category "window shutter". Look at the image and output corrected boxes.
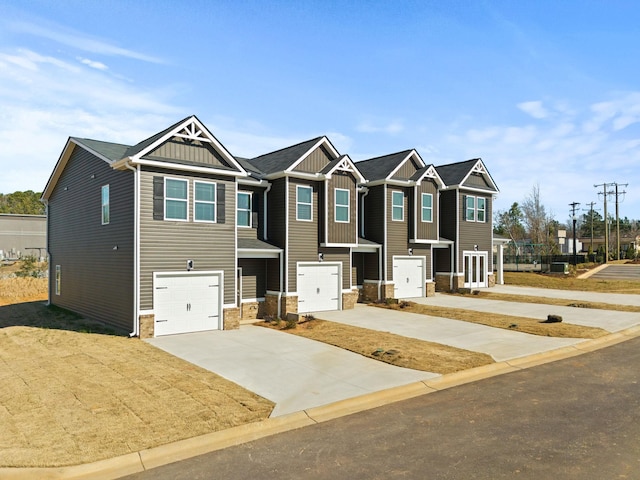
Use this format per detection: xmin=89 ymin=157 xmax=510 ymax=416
xmin=252 ymin=194 xmax=259 ymax=229
xmin=153 ymin=176 xmax=164 ymax=220
xmin=216 ymin=183 xmax=225 ymax=223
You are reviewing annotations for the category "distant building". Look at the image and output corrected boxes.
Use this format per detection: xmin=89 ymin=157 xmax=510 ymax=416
xmin=0 ymin=214 xmax=47 ymax=260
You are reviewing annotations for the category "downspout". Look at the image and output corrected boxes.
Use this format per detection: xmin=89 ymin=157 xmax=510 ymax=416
xmin=124 ymin=162 xmax=140 ymax=337
xmin=42 ymin=199 xmax=50 ymax=306
xmin=278 ymin=251 xmax=283 ymax=319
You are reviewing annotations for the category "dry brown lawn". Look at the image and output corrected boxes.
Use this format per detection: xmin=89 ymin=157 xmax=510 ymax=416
xmin=0 ymin=277 xmax=274 ymax=468
xmin=373 ymin=301 xmax=609 ymax=339
xmin=258 ymin=319 xmax=494 ymax=375
xmin=504 ymin=271 xmax=640 ymax=294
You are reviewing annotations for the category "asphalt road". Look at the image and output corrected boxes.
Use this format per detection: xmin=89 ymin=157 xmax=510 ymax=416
xmin=591 ymin=264 xmax=640 ymax=280
xmin=123 ymin=336 xmax=640 ymax=480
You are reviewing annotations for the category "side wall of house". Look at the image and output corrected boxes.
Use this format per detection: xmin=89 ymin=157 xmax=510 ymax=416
xmin=457 ymin=190 xmax=494 ymax=270
xmin=326 ymin=172 xmax=357 ymax=244
xmin=138 ymin=168 xmax=237 ymax=309
xmin=48 ymin=146 xmax=134 ymax=331
xmin=415 ymin=180 xmax=439 ymax=241
xmin=237 ymin=184 xmax=264 ymax=240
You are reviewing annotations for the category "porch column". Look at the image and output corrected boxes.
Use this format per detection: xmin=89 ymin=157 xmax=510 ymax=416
xmin=497 ymin=243 xmax=504 ymax=285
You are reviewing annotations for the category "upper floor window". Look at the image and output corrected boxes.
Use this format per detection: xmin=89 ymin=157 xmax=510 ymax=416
xmin=335 ymin=188 xmax=349 ymax=223
xmin=296 ymin=185 xmax=312 ymax=221
xmin=237 ymin=191 xmax=252 ymax=227
xmin=392 ymin=190 xmax=404 ymax=221
xmin=477 ymin=197 xmax=486 ymax=223
xmin=165 ymin=178 xmax=188 ymax=221
xmin=194 ymin=181 xmax=216 ymax=222
xmin=465 ymin=195 xmax=476 ymax=222
xmin=101 ymin=184 xmax=110 ymax=225
xmin=421 ymin=193 xmax=433 ymax=223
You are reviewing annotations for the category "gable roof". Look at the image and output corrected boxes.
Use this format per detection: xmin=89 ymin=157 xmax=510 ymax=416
xmin=355 ymin=149 xmax=427 ymax=182
xmin=247 ymin=136 xmax=334 ymax=175
xmin=410 ymin=165 xmax=446 ymax=188
xmin=435 ymin=158 xmax=499 ymax=192
xmin=320 ymin=155 xmax=366 ymax=183
xmin=72 ymin=138 xmax=130 ymax=163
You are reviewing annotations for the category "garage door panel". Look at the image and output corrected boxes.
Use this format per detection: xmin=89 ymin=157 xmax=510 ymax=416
xmin=393 ymin=257 xmax=425 ymax=299
xmin=298 ymin=264 xmax=340 ymax=313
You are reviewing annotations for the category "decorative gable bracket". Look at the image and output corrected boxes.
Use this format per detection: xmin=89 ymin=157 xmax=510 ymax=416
xmin=173 ymin=120 xmax=212 ymax=143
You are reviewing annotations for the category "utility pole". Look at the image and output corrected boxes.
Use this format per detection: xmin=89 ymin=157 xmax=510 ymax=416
xmin=582 ymin=202 xmax=600 ymax=261
xmin=594 ymin=183 xmax=615 ymax=263
xmin=569 ymin=202 xmax=580 ymax=265
xmin=614 ymin=183 xmax=628 ymax=260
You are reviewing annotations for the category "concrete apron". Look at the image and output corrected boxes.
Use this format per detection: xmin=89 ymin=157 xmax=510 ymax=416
xmin=147 ymin=326 xmax=437 ymax=418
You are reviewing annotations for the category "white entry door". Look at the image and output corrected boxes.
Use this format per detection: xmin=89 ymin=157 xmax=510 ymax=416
xmin=154 ymin=272 xmax=222 ymax=336
xmin=297 ymin=263 xmax=341 ymax=313
xmin=393 ymin=256 xmax=425 ymax=298
xmin=463 ymin=252 xmax=488 ymax=288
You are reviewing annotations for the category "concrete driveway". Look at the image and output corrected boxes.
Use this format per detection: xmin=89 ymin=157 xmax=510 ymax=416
xmin=147 ymin=326 xmax=436 ymax=418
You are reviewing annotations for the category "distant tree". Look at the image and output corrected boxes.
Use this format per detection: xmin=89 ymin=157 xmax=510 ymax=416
xmin=494 ymin=202 xmax=525 ymax=242
xmin=0 ymin=191 xmax=44 ymax=215
xmin=521 ymin=184 xmax=556 ymax=255
xmin=579 ymin=210 xmax=604 ymax=238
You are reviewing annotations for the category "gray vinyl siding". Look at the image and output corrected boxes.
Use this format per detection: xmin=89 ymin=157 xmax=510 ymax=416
xmin=363 ymin=185 xmax=385 ymax=244
xmin=239 ymin=258 xmax=266 ymax=299
xmin=293 ymin=145 xmax=332 ymax=173
xmin=327 ymin=172 xmax=357 ymax=244
xmin=434 ymin=246 xmax=451 ymax=272
xmin=147 ymin=137 xmax=232 ymax=168
xmin=237 ymin=185 xmax=264 ymax=240
xmin=411 ymin=244 xmax=432 ymax=281
xmin=363 ymin=251 xmax=380 ymax=280
xmin=439 ymin=190 xmax=457 ymax=242
xmin=415 ymin=180 xmax=438 ymax=241
xmin=463 ymin=172 xmax=493 ymax=190
xmin=288 ymin=178 xmax=319 ymax=292
xmin=318 ymin=247 xmax=351 ymax=289
xmin=266 ymin=178 xmax=286 ymax=248
xmin=392 ymin=158 xmax=419 ymax=180
xmin=386 ymin=186 xmax=409 ymax=281
xmin=458 ymin=191 xmax=493 ymax=269
xmin=266 ymin=257 xmax=280 ymax=292
xmin=139 ymin=168 xmax=237 ymax=309
xmin=47 ymin=145 xmax=134 ymax=332
xmin=352 ymin=252 xmax=364 ymax=285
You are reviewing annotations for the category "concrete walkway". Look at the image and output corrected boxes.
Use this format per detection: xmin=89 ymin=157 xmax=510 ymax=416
xmin=492 ymin=284 xmax=640 ymax=306
xmin=317 ymin=304 xmax=583 ymax=362
xmin=147 ymin=326 xmax=436 ymax=417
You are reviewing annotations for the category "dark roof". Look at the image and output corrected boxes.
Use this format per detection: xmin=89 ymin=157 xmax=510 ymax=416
xmin=235 ymin=157 xmax=264 ymax=176
xmin=237 ymin=238 xmax=282 ymax=250
xmin=247 ymin=137 xmax=324 ymax=174
xmin=435 ymin=158 xmax=480 ymax=186
xmin=72 ymin=138 xmax=130 ymax=162
xmin=123 ymin=116 xmax=191 ymax=158
xmin=355 ymin=150 xmax=413 ymax=181
xmin=357 ymin=237 xmax=380 ymax=246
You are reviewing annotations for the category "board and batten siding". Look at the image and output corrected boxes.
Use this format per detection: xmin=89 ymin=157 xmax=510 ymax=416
xmin=287 ymin=178 xmax=319 ymax=293
xmin=48 ymin=145 xmax=134 ymax=331
xmin=463 ymin=172 xmax=492 ymax=189
xmin=327 ymin=172 xmax=357 ymax=244
xmin=139 ymin=168 xmax=237 ymax=309
xmin=415 ymin=180 xmax=439 ymax=241
xmin=458 ymin=190 xmax=493 ymax=270
xmin=293 ymin=145 xmax=333 ymax=173
xmin=391 ymin=157 xmax=420 ymax=180
xmin=147 ymin=137 xmax=230 ymax=168
xmin=319 ymin=247 xmax=351 ymax=290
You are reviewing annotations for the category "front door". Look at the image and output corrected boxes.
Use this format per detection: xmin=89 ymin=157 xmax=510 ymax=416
xmin=463 ymin=252 xmax=487 ymax=288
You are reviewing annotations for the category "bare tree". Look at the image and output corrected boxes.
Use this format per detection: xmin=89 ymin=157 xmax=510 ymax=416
xmin=522 ymin=183 xmax=556 ymax=255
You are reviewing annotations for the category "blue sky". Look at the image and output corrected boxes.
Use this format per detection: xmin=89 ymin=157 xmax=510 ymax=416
xmin=1 ymin=0 xmax=638 ymax=224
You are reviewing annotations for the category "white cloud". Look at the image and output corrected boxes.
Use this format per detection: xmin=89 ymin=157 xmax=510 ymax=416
xmin=517 ymin=100 xmax=548 ymax=119
xmin=356 ymin=119 xmax=404 ymax=134
xmin=78 ymin=57 xmax=108 ymax=71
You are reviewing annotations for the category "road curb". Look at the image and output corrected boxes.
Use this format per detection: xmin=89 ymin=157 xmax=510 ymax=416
xmin=577 ymin=263 xmax=608 ymax=279
xmin=2 ymin=327 xmax=640 ymax=479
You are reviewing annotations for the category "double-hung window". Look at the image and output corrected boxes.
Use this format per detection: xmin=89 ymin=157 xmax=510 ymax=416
xmin=296 ymin=185 xmax=312 ymax=221
xmin=335 ymin=188 xmax=349 ymax=223
xmin=101 ymin=185 xmax=110 ymax=225
xmin=165 ymin=178 xmax=188 ymax=221
xmin=477 ymin=197 xmax=486 ymax=223
xmin=237 ymin=191 xmax=252 ymax=227
xmin=392 ymin=191 xmax=404 ymax=221
xmin=194 ymin=181 xmax=216 ymax=222
xmin=465 ymin=195 xmax=476 ymax=222
xmin=421 ymin=193 xmax=433 ymax=223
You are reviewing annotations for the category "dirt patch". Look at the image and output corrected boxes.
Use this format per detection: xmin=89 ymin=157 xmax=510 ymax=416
xmin=0 ymin=281 xmax=274 ymax=468
xmin=257 ymin=318 xmax=494 ymax=375
xmin=373 ymin=301 xmax=609 ymax=339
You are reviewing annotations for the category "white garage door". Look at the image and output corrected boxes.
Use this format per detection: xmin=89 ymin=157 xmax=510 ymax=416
xmin=393 ymin=257 xmax=425 ymax=299
xmin=297 ymin=263 xmax=341 ymax=313
xmin=154 ymin=272 xmax=222 ymax=336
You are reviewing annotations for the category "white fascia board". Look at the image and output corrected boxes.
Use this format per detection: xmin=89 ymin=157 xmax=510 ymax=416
xmin=386 ymin=150 xmax=425 ymax=180
xmin=458 ymin=159 xmax=499 ymax=192
xmin=320 ymin=243 xmax=360 ymax=248
xmin=238 ymin=177 xmax=269 ymax=187
xmin=286 ymin=137 xmax=340 ymax=172
xmin=128 ymin=158 xmax=248 ymax=177
xmin=366 ymin=178 xmax=413 ymax=188
xmin=459 ymin=185 xmax=498 ymax=195
xmin=237 ymin=249 xmax=282 ymax=258
xmin=325 ymin=155 xmax=366 ymax=184
xmin=415 ymin=165 xmax=445 ymax=188
xmin=264 ymin=171 xmax=324 ymax=181
xmin=409 ymin=239 xmax=439 ymax=244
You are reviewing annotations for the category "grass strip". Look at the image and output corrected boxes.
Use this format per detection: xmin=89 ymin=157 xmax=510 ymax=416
xmin=504 ymin=271 xmax=640 ymax=294
xmin=373 ymin=302 xmax=609 ymax=339
xmin=258 ymin=319 xmax=494 ymax=375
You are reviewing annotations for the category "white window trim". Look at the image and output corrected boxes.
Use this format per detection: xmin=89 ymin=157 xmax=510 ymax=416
xmin=477 ymin=197 xmax=486 ymax=223
xmin=237 ymin=191 xmax=252 ymax=228
xmin=165 ymin=177 xmax=189 ymax=222
xmin=391 ymin=190 xmax=404 ymax=222
xmin=421 ymin=192 xmax=433 ymax=223
xmin=296 ymin=185 xmax=313 ymax=222
xmin=335 ymin=188 xmax=350 ymax=223
xmin=101 ymin=184 xmax=109 ymax=225
xmin=465 ymin=195 xmax=476 ymax=222
xmin=55 ymin=265 xmax=61 ymax=295
xmin=193 ymin=180 xmax=216 ymax=223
